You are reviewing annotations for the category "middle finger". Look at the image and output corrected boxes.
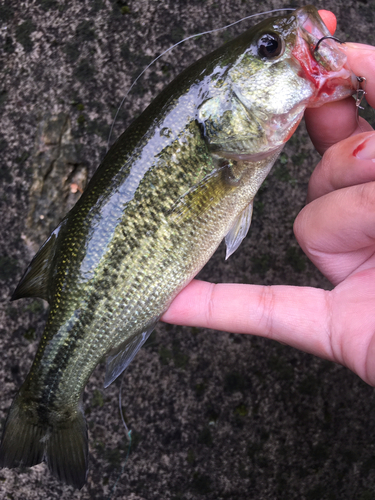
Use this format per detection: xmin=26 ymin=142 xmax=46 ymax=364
xmin=307 ymin=131 xmax=375 ymax=202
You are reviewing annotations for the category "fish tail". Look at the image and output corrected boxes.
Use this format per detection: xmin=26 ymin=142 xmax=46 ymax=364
xmin=0 ymin=395 xmax=45 ymax=469
xmin=0 ymin=393 xmax=88 ymax=489
xmin=44 ymin=403 xmax=88 ymax=489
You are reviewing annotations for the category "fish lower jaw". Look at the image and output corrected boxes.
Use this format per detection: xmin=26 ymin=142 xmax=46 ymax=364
xmin=308 ymin=68 xmax=357 ymax=107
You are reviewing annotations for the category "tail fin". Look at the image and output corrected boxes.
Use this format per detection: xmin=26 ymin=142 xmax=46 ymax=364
xmin=0 ymin=394 xmax=88 ymax=489
xmin=45 ymin=404 xmax=88 ymax=489
xmin=0 ymin=397 xmax=45 ymax=468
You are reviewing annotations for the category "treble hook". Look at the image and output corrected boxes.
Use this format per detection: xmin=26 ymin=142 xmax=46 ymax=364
xmin=355 ymin=76 xmax=367 ymax=110
xmin=355 ymin=76 xmax=368 ymax=132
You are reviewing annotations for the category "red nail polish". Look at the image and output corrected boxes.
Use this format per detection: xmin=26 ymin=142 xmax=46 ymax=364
xmin=353 ymin=135 xmax=375 ymax=160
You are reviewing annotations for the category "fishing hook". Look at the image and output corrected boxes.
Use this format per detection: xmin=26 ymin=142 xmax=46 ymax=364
xmin=355 ymin=76 xmax=367 ymax=132
xmin=313 ymin=35 xmax=344 ymax=55
xmin=313 ymin=37 xmax=367 ymax=119
xmin=355 ymin=76 xmax=367 ymax=110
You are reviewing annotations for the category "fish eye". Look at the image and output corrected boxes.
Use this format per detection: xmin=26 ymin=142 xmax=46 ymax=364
xmin=257 ymin=33 xmax=284 ymax=59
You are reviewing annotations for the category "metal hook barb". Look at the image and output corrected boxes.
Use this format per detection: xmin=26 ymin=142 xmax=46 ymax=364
xmin=314 ymin=35 xmax=344 ymax=54
xmin=356 ymin=76 xmax=367 ymax=110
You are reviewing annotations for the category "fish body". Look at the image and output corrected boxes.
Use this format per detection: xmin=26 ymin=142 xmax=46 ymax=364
xmin=0 ymin=6 xmax=356 ymax=488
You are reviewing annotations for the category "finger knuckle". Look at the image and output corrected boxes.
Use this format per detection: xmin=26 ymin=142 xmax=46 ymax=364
xmin=204 ymin=282 xmax=217 ymax=326
xmin=257 ymin=286 xmax=275 ymax=336
xmin=356 ymin=182 xmax=375 ymax=213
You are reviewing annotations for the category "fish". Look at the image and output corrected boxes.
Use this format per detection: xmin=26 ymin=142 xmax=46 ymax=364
xmin=0 ymin=5 xmax=357 ymax=489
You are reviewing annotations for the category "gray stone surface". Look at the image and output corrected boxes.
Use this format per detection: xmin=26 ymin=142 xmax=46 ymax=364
xmin=0 ymin=0 xmax=375 ymax=499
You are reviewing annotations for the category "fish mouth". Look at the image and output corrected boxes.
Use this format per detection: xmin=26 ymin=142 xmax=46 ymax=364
xmin=292 ymin=6 xmax=357 ymax=107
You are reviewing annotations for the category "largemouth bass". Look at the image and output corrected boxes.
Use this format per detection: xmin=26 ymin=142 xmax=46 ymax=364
xmin=0 ymin=6 xmax=357 ymax=488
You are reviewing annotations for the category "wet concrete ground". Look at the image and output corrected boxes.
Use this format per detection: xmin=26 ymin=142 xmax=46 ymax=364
xmin=0 ymin=1 xmax=375 ymax=498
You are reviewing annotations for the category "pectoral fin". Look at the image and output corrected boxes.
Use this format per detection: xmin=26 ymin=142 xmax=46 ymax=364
xmin=104 ymin=319 xmax=159 ymax=388
xmin=225 ymin=201 xmax=253 ymax=260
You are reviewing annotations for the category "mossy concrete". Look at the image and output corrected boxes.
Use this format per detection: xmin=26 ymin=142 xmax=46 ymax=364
xmin=0 ymin=0 xmax=375 ymax=498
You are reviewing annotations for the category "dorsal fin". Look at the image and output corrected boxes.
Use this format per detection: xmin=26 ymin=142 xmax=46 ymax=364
xmin=104 ymin=319 xmax=159 ymax=388
xmin=12 ymin=225 xmax=61 ymax=303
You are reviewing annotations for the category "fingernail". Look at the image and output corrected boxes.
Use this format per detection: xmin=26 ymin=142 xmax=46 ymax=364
xmin=353 ymin=134 xmax=375 ymax=161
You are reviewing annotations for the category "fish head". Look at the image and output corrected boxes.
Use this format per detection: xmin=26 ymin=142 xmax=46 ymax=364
xmin=198 ymin=5 xmax=357 ymax=157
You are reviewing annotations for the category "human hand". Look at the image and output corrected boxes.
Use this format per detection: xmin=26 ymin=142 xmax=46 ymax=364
xmin=162 ymin=42 xmax=375 ymax=386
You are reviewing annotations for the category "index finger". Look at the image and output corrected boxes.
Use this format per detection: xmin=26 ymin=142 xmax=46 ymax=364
xmin=161 ymin=279 xmax=332 ymax=360
xmin=305 ymin=43 xmax=375 ymax=155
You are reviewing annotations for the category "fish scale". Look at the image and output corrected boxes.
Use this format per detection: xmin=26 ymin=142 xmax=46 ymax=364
xmin=0 ymin=6 xmax=357 ymax=488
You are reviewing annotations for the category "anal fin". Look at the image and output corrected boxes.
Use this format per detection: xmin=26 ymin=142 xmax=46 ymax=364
xmin=225 ymin=201 xmax=253 ymax=260
xmin=104 ymin=319 xmax=159 ymax=388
